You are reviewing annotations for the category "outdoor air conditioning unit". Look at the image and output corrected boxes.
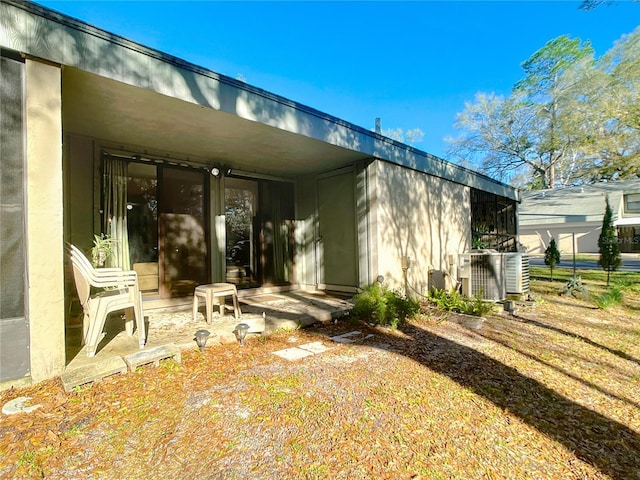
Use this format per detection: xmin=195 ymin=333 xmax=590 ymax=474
xmin=459 ymin=251 xmax=506 ymax=301
xmin=505 ymin=252 xmax=530 ymax=295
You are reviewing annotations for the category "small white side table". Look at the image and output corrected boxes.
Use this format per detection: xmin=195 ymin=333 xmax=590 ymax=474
xmin=192 ymin=283 xmax=241 ymax=324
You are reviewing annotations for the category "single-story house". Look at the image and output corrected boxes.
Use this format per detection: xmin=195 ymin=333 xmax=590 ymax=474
xmin=0 ymin=0 xmax=518 ymax=388
xmin=518 ymin=179 xmax=640 ymax=255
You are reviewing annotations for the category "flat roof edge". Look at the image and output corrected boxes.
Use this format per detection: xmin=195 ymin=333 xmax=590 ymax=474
xmin=4 ymin=0 xmax=517 ymax=200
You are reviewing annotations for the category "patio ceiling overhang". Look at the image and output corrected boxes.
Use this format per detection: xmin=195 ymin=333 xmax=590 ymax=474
xmin=62 ymin=67 xmax=367 ymax=177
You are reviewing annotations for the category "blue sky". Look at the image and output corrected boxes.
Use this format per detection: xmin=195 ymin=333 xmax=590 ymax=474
xmin=37 ymin=1 xmax=639 ymax=159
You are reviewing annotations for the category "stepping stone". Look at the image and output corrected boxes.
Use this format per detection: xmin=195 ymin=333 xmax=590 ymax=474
xmin=273 ymin=341 xmax=332 ymax=360
xmin=2 ymin=396 xmax=40 ymax=415
xmin=273 ymin=347 xmax=315 ymax=361
xmin=298 ymin=341 xmax=330 ymax=354
xmin=124 ymin=343 xmax=182 ymax=370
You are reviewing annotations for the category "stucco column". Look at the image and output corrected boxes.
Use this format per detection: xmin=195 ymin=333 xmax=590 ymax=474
xmin=25 ymin=59 xmax=65 ymax=382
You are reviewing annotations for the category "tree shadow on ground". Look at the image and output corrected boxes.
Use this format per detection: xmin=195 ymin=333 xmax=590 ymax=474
xmin=544 ymin=296 xmax=597 ymax=310
xmin=514 ymin=314 xmax=640 ymax=367
xmin=356 ymin=320 xmax=640 ymax=480
xmin=472 ymin=319 xmax=640 ymax=410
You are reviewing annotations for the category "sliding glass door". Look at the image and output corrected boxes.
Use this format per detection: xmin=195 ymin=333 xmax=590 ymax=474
xmin=126 ymin=162 xmax=160 ymax=295
xmin=124 ymin=161 xmax=208 ymax=298
xmin=121 ymin=156 xmax=294 ymax=295
xmin=224 ymin=177 xmax=295 ymax=288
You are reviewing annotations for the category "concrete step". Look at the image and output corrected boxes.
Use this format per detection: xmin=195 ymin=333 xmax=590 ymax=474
xmin=124 ymin=343 xmax=182 ymax=370
xmin=61 ymin=344 xmax=183 ymax=391
xmin=61 ymin=356 xmax=128 ymax=392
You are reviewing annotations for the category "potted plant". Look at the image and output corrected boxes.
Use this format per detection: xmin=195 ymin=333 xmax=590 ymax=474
xmin=91 ymin=233 xmax=116 ymax=267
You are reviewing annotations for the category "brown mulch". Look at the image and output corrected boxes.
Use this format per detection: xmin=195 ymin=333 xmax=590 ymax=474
xmin=1 ymin=284 xmax=639 ymax=479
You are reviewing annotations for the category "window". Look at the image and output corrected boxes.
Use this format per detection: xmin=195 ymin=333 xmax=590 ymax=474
xmin=624 ymin=193 xmax=640 ymax=214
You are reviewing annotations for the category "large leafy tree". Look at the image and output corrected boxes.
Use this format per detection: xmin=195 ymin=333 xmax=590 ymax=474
xmin=581 ymin=27 xmax=640 ymax=181
xmin=449 ymin=30 xmax=640 ymax=189
xmin=449 ymin=36 xmax=594 ymax=189
xmin=447 ymin=92 xmax=542 ymax=184
xmin=513 ymin=35 xmax=596 ymax=188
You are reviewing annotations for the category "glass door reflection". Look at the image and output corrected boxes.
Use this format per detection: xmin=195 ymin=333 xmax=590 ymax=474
xmin=225 ymin=178 xmax=258 ymax=287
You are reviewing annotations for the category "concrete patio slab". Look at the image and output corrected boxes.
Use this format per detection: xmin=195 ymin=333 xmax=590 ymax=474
xmin=62 ymin=290 xmax=353 ymax=388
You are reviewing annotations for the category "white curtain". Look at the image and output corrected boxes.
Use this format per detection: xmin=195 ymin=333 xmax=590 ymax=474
xmin=103 ymin=157 xmax=130 ymax=270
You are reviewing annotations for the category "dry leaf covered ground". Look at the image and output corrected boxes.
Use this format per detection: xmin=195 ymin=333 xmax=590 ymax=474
xmin=1 ymin=274 xmax=639 ymax=479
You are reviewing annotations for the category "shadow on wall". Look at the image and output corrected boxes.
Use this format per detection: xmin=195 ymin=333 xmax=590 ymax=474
xmin=376 ymin=161 xmax=469 ymax=295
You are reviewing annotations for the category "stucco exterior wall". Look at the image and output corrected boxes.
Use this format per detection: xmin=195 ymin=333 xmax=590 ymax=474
xmin=369 ymin=161 xmax=470 ymax=295
xmin=519 ymin=224 xmax=601 ymax=255
xmin=26 ymin=59 xmax=66 ymax=382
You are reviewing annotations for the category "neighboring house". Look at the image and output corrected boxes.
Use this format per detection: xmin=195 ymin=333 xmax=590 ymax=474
xmin=518 ymin=179 xmax=640 ymax=255
xmin=0 ymin=1 xmax=518 ymax=387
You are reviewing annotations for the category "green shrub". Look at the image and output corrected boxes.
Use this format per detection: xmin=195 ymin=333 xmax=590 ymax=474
xmin=544 ymin=237 xmax=561 ymax=280
xmin=560 ymin=275 xmax=589 ymax=299
xmin=598 ymin=195 xmax=622 ymax=286
xmin=612 ymin=278 xmax=638 ymax=292
xmin=596 ymin=282 xmax=624 ymax=309
xmin=428 ymin=288 xmax=495 ymax=317
xmin=351 ymin=282 xmax=419 ymax=328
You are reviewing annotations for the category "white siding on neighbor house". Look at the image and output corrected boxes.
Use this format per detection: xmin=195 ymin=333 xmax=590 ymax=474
xmin=518 ymin=179 xmax=640 ymax=254
xmin=519 ymin=223 xmax=601 ymax=255
xmin=369 ymin=161 xmax=470 ymax=295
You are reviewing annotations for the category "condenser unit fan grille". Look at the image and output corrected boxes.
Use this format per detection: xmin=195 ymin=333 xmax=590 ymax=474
xmin=469 ymin=253 xmax=506 ymax=301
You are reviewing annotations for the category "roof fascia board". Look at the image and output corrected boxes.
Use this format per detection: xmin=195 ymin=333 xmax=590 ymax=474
xmin=519 ymin=218 xmax=605 ymax=226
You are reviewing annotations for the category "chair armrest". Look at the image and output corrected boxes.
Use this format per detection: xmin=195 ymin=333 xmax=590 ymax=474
xmin=94 ymin=267 xmax=124 ymax=273
xmin=87 ymin=270 xmax=139 ymax=289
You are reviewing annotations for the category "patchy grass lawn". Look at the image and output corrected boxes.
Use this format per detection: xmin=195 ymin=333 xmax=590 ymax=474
xmin=1 ymin=269 xmax=639 ymax=479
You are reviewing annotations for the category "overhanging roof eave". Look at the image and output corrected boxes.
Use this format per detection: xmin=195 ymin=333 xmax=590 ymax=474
xmin=3 ymin=0 xmax=518 ymax=199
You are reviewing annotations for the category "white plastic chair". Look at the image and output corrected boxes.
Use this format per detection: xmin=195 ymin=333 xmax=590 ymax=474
xmin=69 ymin=244 xmax=146 ymax=357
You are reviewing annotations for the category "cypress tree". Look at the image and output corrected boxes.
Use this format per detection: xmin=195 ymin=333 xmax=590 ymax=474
xmin=597 ymin=195 xmax=622 ymax=286
xmin=544 ymin=237 xmax=561 ymax=281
